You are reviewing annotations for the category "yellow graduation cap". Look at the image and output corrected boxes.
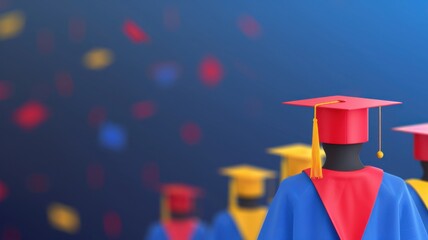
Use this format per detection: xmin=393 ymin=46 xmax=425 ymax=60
xmin=268 ymin=143 xmax=325 ymax=181
xmin=220 ymin=165 xmax=276 ymax=240
xmin=220 ymin=165 xmax=276 ymax=212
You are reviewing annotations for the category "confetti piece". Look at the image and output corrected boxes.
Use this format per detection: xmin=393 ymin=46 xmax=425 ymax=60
xmin=99 ymin=122 xmax=127 ymax=151
xmin=69 ymin=17 xmax=85 ymax=42
xmin=132 ymin=101 xmax=156 ymax=120
xmin=123 ymin=20 xmax=149 ymax=43
xmin=87 ymin=163 xmax=104 ymax=189
xmin=0 ymin=80 xmax=12 ymax=100
xmin=1 ymin=226 xmax=21 ymax=240
xmin=37 ymin=29 xmax=54 ymax=54
xmin=26 ymin=173 xmax=49 ymax=193
xmin=88 ymin=106 xmax=106 ymax=127
xmin=0 ymin=180 xmax=8 ymax=202
xmin=151 ymin=62 xmax=179 ymax=88
xmin=142 ymin=162 xmax=160 ymax=190
xmin=13 ymin=101 xmax=49 ymax=130
xmin=237 ymin=15 xmax=262 ymax=39
xmin=47 ymin=203 xmax=80 ymax=234
xmin=55 ymin=72 xmax=74 ymax=97
xmin=103 ymin=211 xmax=122 ymax=238
xmin=164 ymin=6 xmax=180 ymax=31
xmin=83 ymin=48 xmax=113 ymax=70
xmin=180 ymin=122 xmax=202 ymax=145
xmin=199 ymin=56 xmax=224 ymax=87
xmin=0 ymin=10 xmax=25 ymax=40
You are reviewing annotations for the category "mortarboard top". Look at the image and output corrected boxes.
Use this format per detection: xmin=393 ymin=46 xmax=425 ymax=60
xmin=161 ymin=183 xmax=202 ymax=198
xmin=283 ymin=95 xmax=401 ymax=179
xmin=267 ymin=144 xmax=325 ymax=180
xmin=284 ymin=95 xmax=400 ymax=110
xmin=267 ymin=143 xmax=325 ymax=160
xmin=220 ymin=164 xmax=276 ymax=180
xmin=393 ymin=123 xmax=428 ymax=161
xmin=160 ymin=183 xmax=202 ymax=221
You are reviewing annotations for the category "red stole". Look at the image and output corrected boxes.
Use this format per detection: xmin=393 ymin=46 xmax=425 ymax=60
xmin=304 ymin=166 xmax=383 ymax=240
xmin=163 ymin=218 xmax=198 ymax=240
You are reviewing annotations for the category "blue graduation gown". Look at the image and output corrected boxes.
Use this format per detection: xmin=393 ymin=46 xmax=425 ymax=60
xmin=210 ymin=211 xmax=241 ymax=240
xmin=258 ymin=172 xmax=428 ymax=239
xmin=407 ymin=183 xmax=428 ymax=230
xmin=145 ymin=222 xmax=207 ymax=240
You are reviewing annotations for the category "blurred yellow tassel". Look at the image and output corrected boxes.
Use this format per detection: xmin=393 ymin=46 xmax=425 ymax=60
xmin=160 ymin=196 xmax=170 ymax=222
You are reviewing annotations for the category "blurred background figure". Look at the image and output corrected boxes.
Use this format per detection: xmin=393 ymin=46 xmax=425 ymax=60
xmin=209 ymin=165 xmax=275 ymax=240
xmin=267 ymin=143 xmax=325 ymax=182
xmin=394 ymin=124 xmax=428 ymax=230
xmin=145 ymin=184 xmax=207 ymax=240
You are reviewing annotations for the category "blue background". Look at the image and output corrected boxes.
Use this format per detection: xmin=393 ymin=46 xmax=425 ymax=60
xmin=1 ymin=0 xmax=428 ymax=239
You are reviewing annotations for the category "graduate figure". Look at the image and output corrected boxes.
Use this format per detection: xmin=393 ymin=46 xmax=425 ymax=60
xmin=259 ymin=95 xmax=428 ymax=240
xmin=210 ymin=165 xmax=276 ymax=240
xmin=393 ymin=123 xmax=428 ymax=230
xmin=267 ymin=143 xmax=325 ymax=181
xmin=145 ymin=183 xmax=207 ymax=240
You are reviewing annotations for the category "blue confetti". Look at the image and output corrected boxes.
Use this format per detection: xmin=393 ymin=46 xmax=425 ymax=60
xmin=153 ymin=63 xmax=179 ymax=88
xmin=98 ymin=122 xmax=127 ymax=151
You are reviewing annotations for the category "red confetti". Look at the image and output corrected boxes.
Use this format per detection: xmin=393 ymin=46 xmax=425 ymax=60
xmin=13 ymin=101 xmax=49 ymax=130
xmin=237 ymin=15 xmax=262 ymax=39
xmin=87 ymin=163 xmax=104 ymax=189
xmin=132 ymin=101 xmax=156 ymax=120
xmin=55 ymin=72 xmax=74 ymax=97
xmin=0 ymin=181 xmax=8 ymax=202
xmin=199 ymin=56 xmax=224 ymax=87
xmin=103 ymin=211 xmax=122 ymax=238
xmin=0 ymin=81 xmax=12 ymax=100
xmin=1 ymin=227 xmax=21 ymax=240
xmin=164 ymin=6 xmax=180 ymax=31
xmin=180 ymin=123 xmax=202 ymax=145
xmin=37 ymin=29 xmax=54 ymax=54
xmin=88 ymin=107 xmax=106 ymax=127
xmin=26 ymin=173 xmax=49 ymax=193
xmin=123 ymin=20 xmax=150 ymax=43
xmin=142 ymin=162 xmax=160 ymax=190
xmin=69 ymin=17 xmax=85 ymax=42
xmin=0 ymin=0 xmax=10 ymax=10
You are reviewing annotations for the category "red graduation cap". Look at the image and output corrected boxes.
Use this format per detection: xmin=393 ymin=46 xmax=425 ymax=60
xmin=393 ymin=123 xmax=428 ymax=161
xmin=160 ymin=184 xmax=202 ymax=221
xmin=284 ymin=95 xmax=401 ymax=178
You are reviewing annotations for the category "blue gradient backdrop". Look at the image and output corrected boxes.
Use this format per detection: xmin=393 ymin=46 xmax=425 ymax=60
xmin=1 ymin=0 xmax=428 ymax=239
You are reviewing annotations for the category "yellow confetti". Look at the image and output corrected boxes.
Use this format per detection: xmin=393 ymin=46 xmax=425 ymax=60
xmin=47 ymin=202 xmax=80 ymax=234
xmin=83 ymin=48 xmax=114 ymax=70
xmin=0 ymin=10 xmax=25 ymax=40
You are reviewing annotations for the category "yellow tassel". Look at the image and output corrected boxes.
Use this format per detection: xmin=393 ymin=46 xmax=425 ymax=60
xmin=311 ymin=100 xmax=342 ymax=179
xmin=228 ymin=179 xmax=238 ymax=213
xmin=311 ymin=118 xmax=323 ymax=179
xmin=160 ymin=196 xmax=170 ymax=222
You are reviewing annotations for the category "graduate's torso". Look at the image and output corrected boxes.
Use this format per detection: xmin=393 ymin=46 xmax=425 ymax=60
xmin=259 ymin=167 xmax=428 ymax=240
xmin=145 ymin=220 xmax=206 ymax=240
xmin=407 ymin=179 xmax=428 ymax=230
xmin=230 ymin=207 xmax=267 ymax=240
xmin=211 ymin=208 xmax=267 ymax=240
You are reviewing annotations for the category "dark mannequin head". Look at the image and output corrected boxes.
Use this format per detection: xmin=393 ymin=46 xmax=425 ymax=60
xmin=171 ymin=211 xmax=195 ymax=220
xmin=237 ymin=197 xmax=263 ymax=208
xmin=420 ymin=162 xmax=428 ymax=181
xmin=322 ymin=143 xmax=365 ymax=171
